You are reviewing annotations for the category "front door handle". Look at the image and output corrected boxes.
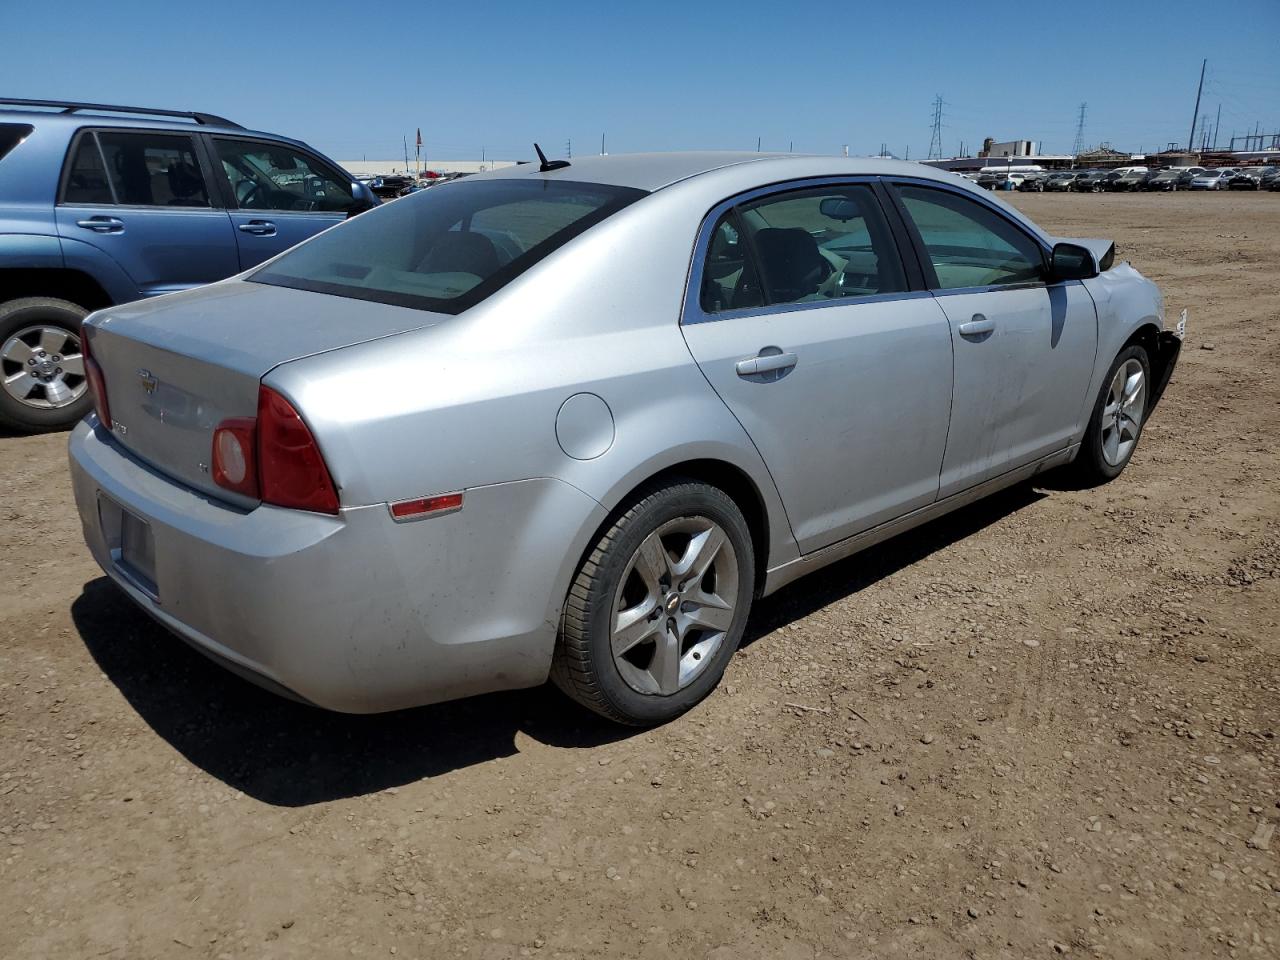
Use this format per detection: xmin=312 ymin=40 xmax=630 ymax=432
xmin=958 ymin=314 xmax=996 ymax=338
xmin=76 ymin=216 xmax=125 ymax=233
xmin=736 ymin=350 xmax=798 ymax=377
xmin=238 ymin=220 xmax=277 ymax=236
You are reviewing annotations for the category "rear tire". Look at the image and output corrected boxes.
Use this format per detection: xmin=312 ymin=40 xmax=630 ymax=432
xmin=551 ymin=481 xmax=755 ymax=726
xmin=0 ymin=298 xmax=92 ymax=433
xmin=1071 ymin=344 xmax=1151 ymax=485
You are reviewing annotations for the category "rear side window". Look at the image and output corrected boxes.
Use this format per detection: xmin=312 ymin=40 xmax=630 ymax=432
xmin=0 ymin=124 xmax=33 ymax=163
xmin=253 ymin=178 xmax=647 ymax=315
xmin=62 ymin=131 xmax=210 ymax=207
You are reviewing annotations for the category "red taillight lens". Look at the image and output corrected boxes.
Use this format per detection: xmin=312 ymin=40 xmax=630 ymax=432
xmin=81 ymin=330 xmax=111 ymax=429
xmin=211 ymin=418 xmax=258 ymax=497
xmin=256 ymin=386 xmax=339 ymax=514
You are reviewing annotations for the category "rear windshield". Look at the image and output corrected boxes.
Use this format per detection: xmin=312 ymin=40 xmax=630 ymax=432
xmin=0 ymin=124 xmax=34 ymax=163
xmin=252 ymin=178 xmax=647 ymax=314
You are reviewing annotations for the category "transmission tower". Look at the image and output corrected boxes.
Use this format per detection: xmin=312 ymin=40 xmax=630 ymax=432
xmin=1071 ymin=102 xmax=1088 ymax=157
xmin=927 ymin=95 xmax=944 ymax=160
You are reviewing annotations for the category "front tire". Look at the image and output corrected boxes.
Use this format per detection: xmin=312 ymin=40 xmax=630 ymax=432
xmin=1071 ymin=344 xmax=1151 ymax=485
xmin=551 ymin=481 xmax=755 ymax=725
xmin=0 ymin=298 xmax=92 ymax=433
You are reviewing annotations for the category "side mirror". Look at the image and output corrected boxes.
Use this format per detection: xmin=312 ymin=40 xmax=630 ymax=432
xmin=1048 ymin=242 xmax=1099 ymax=282
xmin=346 ymin=183 xmax=378 ymax=219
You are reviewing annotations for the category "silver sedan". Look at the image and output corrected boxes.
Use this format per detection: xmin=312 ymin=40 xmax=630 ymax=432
xmin=69 ymin=154 xmax=1182 ymax=725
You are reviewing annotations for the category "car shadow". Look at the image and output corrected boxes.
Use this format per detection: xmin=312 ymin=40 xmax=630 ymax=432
xmin=70 ymin=480 xmax=1046 ymax=808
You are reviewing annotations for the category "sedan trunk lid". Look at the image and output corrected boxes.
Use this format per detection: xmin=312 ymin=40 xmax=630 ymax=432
xmin=85 ymin=280 xmax=445 ymax=505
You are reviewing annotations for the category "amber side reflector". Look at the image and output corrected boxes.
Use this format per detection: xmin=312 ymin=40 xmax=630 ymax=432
xmin=388 ymin=492 xmax=463 ymax=522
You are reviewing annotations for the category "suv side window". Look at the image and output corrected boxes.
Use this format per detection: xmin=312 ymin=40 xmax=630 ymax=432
xmin=894 ymin=184 xmax=1044 ymax=290
xmin=701 ymin=185 xmax=906 ymax=314
xmin=214 ymin=139 xmax=353 ymax=212
xmin=62 ymin=131 xmax=210 ymax=207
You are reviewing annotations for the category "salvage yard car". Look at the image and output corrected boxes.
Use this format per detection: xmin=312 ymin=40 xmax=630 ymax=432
xmin=0 ymin=99 xmax=378 ymax=432
xmin=69 ymin=153 xmax=1182 ymax=725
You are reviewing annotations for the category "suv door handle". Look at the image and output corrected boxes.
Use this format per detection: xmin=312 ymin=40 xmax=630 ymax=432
xmin=76 ymin=217 xmax=124 ymax=234
xmin=238 ymin=220 xmax=277 ymax=236
xmin=736 ymin=350 xmax=798 ymax=377
xmin=958 ymin=315 xmax=996 ymax=338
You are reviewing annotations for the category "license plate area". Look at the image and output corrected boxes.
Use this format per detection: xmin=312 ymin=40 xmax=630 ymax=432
xmin=98 ymin=495 xmax=159 ymax=600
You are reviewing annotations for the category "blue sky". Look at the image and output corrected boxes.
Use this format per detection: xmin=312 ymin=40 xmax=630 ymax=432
xmin=7 ymin=0 xmax=1278 ymax=162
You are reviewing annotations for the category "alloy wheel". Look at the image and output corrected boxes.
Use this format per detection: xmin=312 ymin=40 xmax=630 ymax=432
xmin=1101 ymin=358 xmax=1146 ymax=466
xmin=610 ymin=516 xmax=740 ymax=696
xmin=1 ymin=325 xmax=86 ymax=410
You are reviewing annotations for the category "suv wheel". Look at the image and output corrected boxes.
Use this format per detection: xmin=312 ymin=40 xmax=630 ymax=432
xmin=0 ymin=298 xmax=91 ymax=433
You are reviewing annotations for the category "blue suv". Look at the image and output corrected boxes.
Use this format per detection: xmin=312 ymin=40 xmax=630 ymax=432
xmin=0 ymin=99 xmax=377 ymax=432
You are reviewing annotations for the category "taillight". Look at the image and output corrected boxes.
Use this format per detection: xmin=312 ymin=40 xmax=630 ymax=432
xmin=210 ymin=387 xmax=339 ymax=514
xmin=81 ymin=329 xmax=111 ymax=429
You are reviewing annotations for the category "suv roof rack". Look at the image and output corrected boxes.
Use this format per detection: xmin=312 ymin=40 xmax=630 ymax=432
xmin=0 ymin=98 xmax=242 ymax=128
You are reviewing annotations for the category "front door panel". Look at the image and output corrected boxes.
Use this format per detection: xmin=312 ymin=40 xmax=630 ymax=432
xmin=933 ymin=283 xmax=1097 ymax=496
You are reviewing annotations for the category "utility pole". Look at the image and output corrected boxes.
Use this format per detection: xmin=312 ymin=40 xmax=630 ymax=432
xmin=928 ymin=95 xmax=944 ymax=160
xmin=756 ymin=136 xmax=761 ymax=152
xmin=1072 ymin=102 xmax=1088 ymax=157
xmin=905 ymin=145 xmax=909 ymax=160
xmin=1187 ymin=58 xmax=1206 ymax=153
xmin=565 ymin=139 xmax=572 ymax=159
xmin=403 ymin=135 xmax=409 ymax=173
xmin=789 ymin=140 xmax=793 ymax=153
xmin=600 ymin=132 xmax=606 ymax=155
xmin=1212 ymin=104 xmax=1221 ymax=149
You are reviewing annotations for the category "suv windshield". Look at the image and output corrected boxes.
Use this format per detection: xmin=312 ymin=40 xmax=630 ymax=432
xmin=253 ymin=178 xmax=646 ymax=314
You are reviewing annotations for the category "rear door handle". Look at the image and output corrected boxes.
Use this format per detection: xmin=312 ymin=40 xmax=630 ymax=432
xmin=76 ymin=216 xmax=124 ymax=233
xmin=736 ymin=351 xmax=798 ymax=377
xmin=238 ymin=220 xmax=277 ymax=236
xmin=958 ymin=315 xmax=996 ymax=338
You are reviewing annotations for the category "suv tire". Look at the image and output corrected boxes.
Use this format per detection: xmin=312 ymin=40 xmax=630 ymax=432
xmin=0 ymin=298 xmax=91 ymax=433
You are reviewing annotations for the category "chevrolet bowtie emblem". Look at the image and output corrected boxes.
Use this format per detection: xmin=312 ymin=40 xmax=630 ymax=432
xmin=137 ymin=369 xmax=158 ymax=395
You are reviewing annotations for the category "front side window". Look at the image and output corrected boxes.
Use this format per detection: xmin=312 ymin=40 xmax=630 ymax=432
xmin=895 ymin=184 xmax=1044 ymax=289
xmin=700 ymin=184 xmax=906 ymax=314
xmin=215 ymin=139 xmax=353 ymax=212
xmin=252 ymin=178 xmax=647 ymax=314
xmin=62 ymin=132 xmax=210 ymax=207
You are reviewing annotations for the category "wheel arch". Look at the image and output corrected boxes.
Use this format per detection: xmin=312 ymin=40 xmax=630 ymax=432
xmin=0 ymin=267 xmax=114 ymax=312
xmin=584 ymin=456 xmax=786 ymax=598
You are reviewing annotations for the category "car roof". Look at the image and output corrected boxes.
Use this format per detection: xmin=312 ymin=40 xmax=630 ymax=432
xmin=469 ymin=151 xmax=977 ymax=193
xmin=0 ymin=105 xmax=308 ymax=150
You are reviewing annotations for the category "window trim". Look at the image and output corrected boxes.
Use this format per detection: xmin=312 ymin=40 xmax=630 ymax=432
xmin=681 ymin=176 xmax=925 ymax=326
xmin=207 ymin=134 xmax=355 ymax=215
xmin=882 ymin=178 xmax=1054 ymax=296
xmin=56 ymin=127 xmax=223 ymax=210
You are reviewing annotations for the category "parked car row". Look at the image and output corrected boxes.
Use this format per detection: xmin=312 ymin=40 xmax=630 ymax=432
xmin=967 ymin=165 xmax=1280 ymax=193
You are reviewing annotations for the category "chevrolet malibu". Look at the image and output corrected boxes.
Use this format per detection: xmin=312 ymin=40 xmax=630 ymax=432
xmin=70 ymin=154 xmax=1182 ymax=725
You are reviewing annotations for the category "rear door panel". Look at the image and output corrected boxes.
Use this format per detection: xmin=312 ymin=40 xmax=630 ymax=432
xmin=54 ymin=129 xmax=238 ymax=296
xmin=682 ymin=296 xmax=954 ymax=554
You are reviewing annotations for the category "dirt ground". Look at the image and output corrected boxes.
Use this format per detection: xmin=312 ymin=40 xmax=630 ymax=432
xmin=2 ymin=191 xmax=1277 ymax=960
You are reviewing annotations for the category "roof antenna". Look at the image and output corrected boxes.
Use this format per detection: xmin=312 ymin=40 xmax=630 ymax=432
xmin=534 ymin=142 xmax=571 ymax=173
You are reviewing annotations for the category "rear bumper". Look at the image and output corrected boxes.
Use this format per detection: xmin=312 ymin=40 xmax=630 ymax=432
xmin=68 ymin=419 xmax=607 ymax=713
